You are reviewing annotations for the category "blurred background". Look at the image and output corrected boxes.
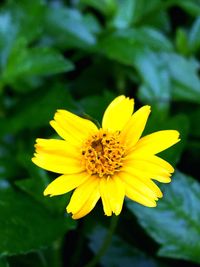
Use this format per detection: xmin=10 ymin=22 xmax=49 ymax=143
xmin=0 ymin=0 xmax=200 ymax=266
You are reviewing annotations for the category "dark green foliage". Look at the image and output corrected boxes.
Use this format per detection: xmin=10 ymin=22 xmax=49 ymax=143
xmin=0 ymin=0 xmax=200 ymax=266
xmin=0 ymin=180 xmax=75 ymax=256
xmin=88 ymin=225 xmax=164 ymax=267
xmin=127 ymin=171 xmax=200 ymax=264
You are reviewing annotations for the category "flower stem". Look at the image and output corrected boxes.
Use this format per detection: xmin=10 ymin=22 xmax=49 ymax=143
xmin=51 ymin=238 xmax=63 ymax=267
xmin=84 ymin=215 xmax=119 ymax=267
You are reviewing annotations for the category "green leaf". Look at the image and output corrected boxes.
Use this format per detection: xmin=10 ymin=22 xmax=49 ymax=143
xmin=112 ymin=0 xmax=137 ymax=29
xmin=162 ymin=53 xmax=200 ymax=103
xmin=6 ymin=0 xmax=45 ymax=42
xmin=127 ymin=171 xmax=200 ymax=264
xmin=83 ymin=14 xmax=102 ymax=35
xmin=15 ymin=172 xmax=69 ymax=215
xmin=0 ymin=0 xmax=45 ymax=71
xmin=114 ymin=0 xmax=163 ymax=25
xmin=138 ymin=51 xmax=200 ymax=106
xmin=175 ymin=28 xmax=189 ymax=56
xmin=88 ymin=225 xmax=165 ymax=267
xmin=0 ymin=11 xmax=18 ymax=70
xmin=188 ymin=17 xmax=200 ymax=53
xmin=135 ymin=50 xmax=171 ymax=114
xmin=2 ymin=38 xmax=74 ymax=85
xmin=0 ymin=180 xmax=75 ymax=256
xmin=136 ymin=27 xmax=173 ymax=51
xmin=178 ymin=0 xmax=200 ymax=17
xmin=80 ymin=0 xmax=117 ymax=16
xmin=99 ymin=27 xmax=172 ymax=65
xmin=111 ymin=0 xmax=170 ymax=29
xmin=44 ymin=7 xmax=96 ymax=48
xmin=98 ymin=34 xmax=137 ymax=65
xmin=0 ymin=84 xmax=76 ymax=135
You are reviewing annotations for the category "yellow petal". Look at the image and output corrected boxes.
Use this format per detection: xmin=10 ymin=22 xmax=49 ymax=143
xmin=131 ymin=168 xmax=171 ymax=183
xmin=125 ymin=159 xmax=170 ymax=176
xmin=32 ymin=138 xmax=84 ymax=174
xmin=72 ymin=188 xmax=100 ymax=219
xmin=126 ymin=153 xmax=174 ymax=173
xmin=122 ymin=165 xmax=163 ymax=198
xmin=34 ymin=138 xmax=79 ymax=158
xmin=67 ymin=176 xmax=99 ymax=215
xmin=118 ymin=171 xmax=161 ymax=200
xmin=102 ymin=95 xmax=134 ymax=131
xmin=107 ymin=176 xmax=125 ymax=215
xmin=125 ymin=185 xmax=157 ymax=207
xmin=99 ymin=177 xmax=112 ymax=216
xmin=44 ymin=172 xmax=90 ymax=196
xmin=134 ymin=130 xmax=180 ymax=155
xmin=120 ymin=105 xmax=151 ymax=150
xmin=134 ymin=169 xmax=171 ymax=183
xmin=149 ymin=155 xmax=174 ymax=173
xmin=123 ymin=159 xmax=171 ymax=184
xmin=32 ymin=152 xmax=83 ymax=174
xmin=50 ymin=109 xmax=98 ymax=145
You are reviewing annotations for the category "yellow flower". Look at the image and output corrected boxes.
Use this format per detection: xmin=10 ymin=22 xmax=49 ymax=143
xmin=32 ymin=96 xmax=180 ymax=219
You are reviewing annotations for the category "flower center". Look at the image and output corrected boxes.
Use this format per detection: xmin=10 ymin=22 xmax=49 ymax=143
xmin=81 ymin=130 xmax=126 ymax=177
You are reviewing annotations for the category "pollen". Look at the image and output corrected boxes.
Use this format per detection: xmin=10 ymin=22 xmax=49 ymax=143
xmin=81 ymin=130 xmax=126 ymax=177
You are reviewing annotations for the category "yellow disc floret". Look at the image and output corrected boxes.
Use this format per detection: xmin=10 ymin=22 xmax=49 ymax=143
xmin=82 ymin=129 xmax=126 ymax=177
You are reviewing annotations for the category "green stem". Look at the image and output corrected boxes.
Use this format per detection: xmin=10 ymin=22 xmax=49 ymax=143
xmin=51 ymin=238 xmax=63 ymax=267
xmin=37 ymin=251 xmax=48 ymax=267
xmin=84 ymin=215 xmax=119 ymax=267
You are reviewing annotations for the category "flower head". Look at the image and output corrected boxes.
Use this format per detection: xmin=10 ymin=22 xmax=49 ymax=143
xmin=32 ymin=96 xmax=180 ymax=219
